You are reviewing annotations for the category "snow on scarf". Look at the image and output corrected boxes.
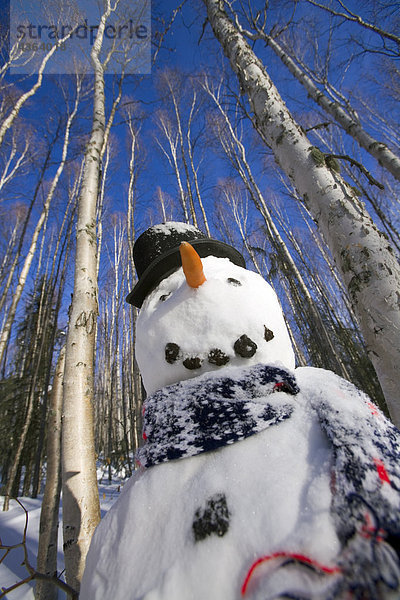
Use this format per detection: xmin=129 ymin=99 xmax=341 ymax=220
xmin=307 ymin=375 xmax=400 ymax=597
xmin=136 ymin=363 xmax=299 ymax=468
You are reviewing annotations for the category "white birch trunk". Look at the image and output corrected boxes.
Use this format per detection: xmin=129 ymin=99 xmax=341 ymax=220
xmin=0 ymin=28 xmax=76 ymax=149
xmin=204 ymin=0 xmax=400 ymax=425
xmin=0 ymin=85 xmax=80 ymax=367
xmin=187 ymin=90 xmax=211 ymax=235
xmin=61 ymin=1 xmax=117 ymax=590
xmin=0 ymin=210 xmax=23 ymax=287
xmin=0 ymin=132 xmax=30 ymax=191
xmin=124 ymin=127 xmax=142 ymax=455
xmin=35 ymin=346 xmax=65 ymax=600
xmin=166 ymin=77 xmax=197 ymax=226
xmin=156 ymin=113 xmax=189 ymax=222
xmin=126 ymin=112 xmax=137 ymax=270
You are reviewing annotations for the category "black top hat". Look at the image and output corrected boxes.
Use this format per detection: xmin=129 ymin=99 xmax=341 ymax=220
xmin=126 ymin=222 xmax=246 ymax=307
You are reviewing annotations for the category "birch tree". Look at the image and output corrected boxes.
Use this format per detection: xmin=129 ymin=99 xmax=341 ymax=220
xmin=0 ymin=125 xmax=32 ymax=193
xmin=0 ymin=25 xmax=78 ymax=149
xmin=155 ymin=110 xmax=190 ymax=222
xmin=202 ymin=0 xmax=400 ymax=425
xmin=0 ymin=78 xmax=81 ymax=367
xmin=203 ymin=76 xmax=350 ymax=377
xmin=61 ymin=0 xmax=122 ymax=590
xmin=124 ymin=111 xmax=143 ymax=454
xmin=155 ymin=71 xmax=211 ymax=232
xmin=0 ymin=204 xmax=27 ymax=290
xmin=35 ymin=346 xmax=65 ymax=600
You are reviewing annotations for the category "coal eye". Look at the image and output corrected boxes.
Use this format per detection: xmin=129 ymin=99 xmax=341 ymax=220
xmin=160 ymin=292 xmax=171 ymax=302
xmin=227 ymin=278 xmax=241 ymax=286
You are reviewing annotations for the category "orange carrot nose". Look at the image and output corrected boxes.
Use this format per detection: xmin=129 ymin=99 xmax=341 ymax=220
xmin=179 ymin=241 xmax=206 ymax=288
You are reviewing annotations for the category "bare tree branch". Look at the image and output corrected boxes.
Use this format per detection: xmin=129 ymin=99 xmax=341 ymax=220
xmin=0 ymin=500 xmax=78 ymax=599
xmin=306 ymin=0 xmax=400 ymax=54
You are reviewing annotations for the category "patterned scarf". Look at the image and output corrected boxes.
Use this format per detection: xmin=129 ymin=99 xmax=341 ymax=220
xmin=136 ymin=363 xmax=299 ymax=469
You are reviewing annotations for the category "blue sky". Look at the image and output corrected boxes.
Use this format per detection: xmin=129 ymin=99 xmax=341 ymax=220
xmin=1 ymin=0 xmax=398 ymax=282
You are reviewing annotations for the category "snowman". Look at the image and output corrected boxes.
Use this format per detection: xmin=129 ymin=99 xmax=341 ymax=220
xmin=81 ymin=222 xmax=400 ymax=599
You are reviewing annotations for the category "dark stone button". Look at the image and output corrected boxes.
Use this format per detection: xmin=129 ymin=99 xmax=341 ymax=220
xmin=234 ymin=334 xmax=257 ymax=358
xmin=193 ymin=493 xmax=230 ymax=542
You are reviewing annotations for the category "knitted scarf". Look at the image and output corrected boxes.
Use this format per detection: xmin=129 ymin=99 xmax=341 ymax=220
xmin=136 ymin=363 xmax=299 ymax=469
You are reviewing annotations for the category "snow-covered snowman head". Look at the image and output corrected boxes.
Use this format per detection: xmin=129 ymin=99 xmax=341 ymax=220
xmin=127 ymin=222 xmax=295 ymax=394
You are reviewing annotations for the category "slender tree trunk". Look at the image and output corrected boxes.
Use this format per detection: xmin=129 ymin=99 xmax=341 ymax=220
xmin=126 ymin=111 xmax=137 ymax=270
xmin=0 ymin=210 xmax=23 ymax=288
xmin=35 ymin=346 xmax=65 ymax=600
xmin=156 ymin=114 xmax=189 ymax=222
xmin=96 ymin=74 xmax=123 ymax=281
xmin=32 ymin=200 xmax=75 ymax=498
xmin=187 ymin=91 xmax=211 ymax=235
xmin=166 ymin=77 xmax=198 ymax=226
xmin=0 ymin=27 xmax=76 ymax=149
xmin=0 ymin=132 xmax=30 ymax=192
xmin=61 ymin=2 xmax=117 ymax=590
xmin=0 ymin=135 xmax=56 ymax=317
xmin=2 ymin=276 xmax=48 ymax=511
xmin=95 ymin=143 xmax=109 ymax=283
xmin=203 ymin=0 xmax=400 ymax=425
xmin=0 ymin=88 xmax=79 ymax=366
xmin=124 ymin=135 xmax=142 ymax=456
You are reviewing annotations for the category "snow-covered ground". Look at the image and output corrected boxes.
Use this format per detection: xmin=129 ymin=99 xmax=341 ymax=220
xmin=0 ymin=467 xmax=125 ymax=599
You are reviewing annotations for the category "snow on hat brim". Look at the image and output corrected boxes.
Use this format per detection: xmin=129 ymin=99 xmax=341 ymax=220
xmin=126 ymin=238 xmax=246 ymax=308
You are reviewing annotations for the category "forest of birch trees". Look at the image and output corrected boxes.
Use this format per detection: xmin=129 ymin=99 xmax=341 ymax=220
xmin=0 ymin=0 xmax=399 ymax=594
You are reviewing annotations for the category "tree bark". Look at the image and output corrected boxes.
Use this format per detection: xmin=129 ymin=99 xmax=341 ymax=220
xmin=2 ymin=275 xmax=49 ymax=511
xmin=35 ymin=346 xmax=65 ymax=600
xmin=0 ymin=27 xmax=77 ymax=149
xmin=187 ymin=88 xmax=211 ymax=235
xmin=203 ymin=0 xmax=400 ymax=425
xmin=61 ymin=2 xmax=118 ymax=590
xmin=156 ymin=111 xmax=190 ymax=222
xmin=0 ymin=86 xmax=79 ymax=367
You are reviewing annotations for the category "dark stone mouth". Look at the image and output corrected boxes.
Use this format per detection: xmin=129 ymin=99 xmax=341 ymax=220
xmin=208 ymin=348 xmax=230 ymax=366
xmin=182 ymin=350 xmax=229 ymax=371
xmin=164 ymin=326 xmax=274 ymax=370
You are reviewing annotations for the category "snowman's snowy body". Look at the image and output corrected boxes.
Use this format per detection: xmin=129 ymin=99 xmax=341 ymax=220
xmin=81 ymin=224 xmax=400 ymax=599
